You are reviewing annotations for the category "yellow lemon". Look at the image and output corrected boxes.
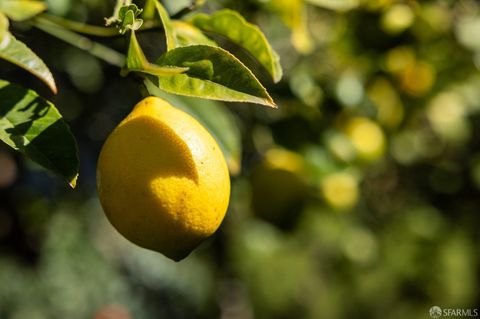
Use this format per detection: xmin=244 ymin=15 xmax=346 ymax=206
xmin=321 ymin=172 xmax=359 ymax=210
xmin=345 ymin=117 xmax=386 ymax=161
xmin=97 ymin=97 xmax=230 ymax=261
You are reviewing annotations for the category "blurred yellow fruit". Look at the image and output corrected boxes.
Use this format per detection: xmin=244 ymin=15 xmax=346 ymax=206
xmin=385 ymin=47 xmax=436 ymax=97
xmin=381 ymin=4 xmax=415 ymax=34
xmin=251 ymin=165 xmax=307 ymax=230
xmin=399 ymin=61 xmax=436 ymax=97
xmin=264 ymin=147 xmax=304 ymax=173
xmin=345 ymin=117 xmax=386 ymax=161
xmin=385 ymin=46 xmax=416 ymax=73
xmin=321 ymin=172 xmax=359 ymax=210
xmin=427 ymin=92 xmax=469 ymax=142
xmin=367 ymin=77 xmax=404 ymax=129
xmin=97 ymin=97 xmax=230 ymax=261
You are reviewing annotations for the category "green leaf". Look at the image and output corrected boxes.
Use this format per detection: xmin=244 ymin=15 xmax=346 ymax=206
xmin=0 ymin=80 xmax=79 ymax=187
xmin=142 ymin=0 xmax=157 ymax=20
xmin=190 ymin=9 xmax=282 ymax=83
xmin=0 ymin=34 xmax=57 ymax=93
xmin=145 ymin=79 xmax=242 ymax=174
xmin=0 ymin=12 xmax=8 ymax=32
xmin=119 ymin=4 xmax=143 ymax=34
xmin=118 ymin=4 xmax=143 ymax=19
xmin=172 ymin=20 xmax=217 ymax=47
xmin=124 ymin=31 xmax=188 ymax=76
xmin=306 ymin=0 xmax=359 ymax=11
xmin=154 ymin=0 xmax=178 ymax=51
xmin=0 ymin=12 xmax=9 ymax=42
xmin=106 ymin=3 xmax=143 ymax=34
xmin=0 ymin=0 xmax=47 ymax=21
xmin=156 ymin=45 xmax=276 ymax=107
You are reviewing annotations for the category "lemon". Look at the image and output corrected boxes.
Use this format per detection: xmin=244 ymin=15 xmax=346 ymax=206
xmin=97 ymin=97 xmax=230 ymax=261
xmin=345 ymin=117 xmax=386 ymax=161
xmin=251 ymin=166 xmax=307 ymax=230
xmin=321 ymin=172 xmax=359 ymax=211
xmin=250 ymin=148 xmax=307 ymax=230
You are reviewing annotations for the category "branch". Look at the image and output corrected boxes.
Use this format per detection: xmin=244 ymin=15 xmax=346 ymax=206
xmin=32 ymin=17 xmax=125 ymax=67
xmin=36 ymin=14 xmax=162 ymax=38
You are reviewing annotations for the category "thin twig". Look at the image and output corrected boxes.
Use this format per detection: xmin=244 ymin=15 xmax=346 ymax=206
xmin=36 ymin=14 xmax=163 ymax=38
xmin=32 ymin=18 xmax=125 ymax=67
xmin=38 ymin=14 xmax=119 ymax=37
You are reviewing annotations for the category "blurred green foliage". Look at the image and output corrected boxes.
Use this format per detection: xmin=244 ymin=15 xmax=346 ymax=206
xmin=1 ymin=0 xmax=480 ymax=318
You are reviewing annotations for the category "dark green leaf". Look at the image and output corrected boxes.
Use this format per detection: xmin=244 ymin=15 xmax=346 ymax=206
xmin=0 ymin=0 xmax=47 ymax=21
xmin=154 ymin=0 xmax=178 ymax=50
xmin=156 ymin=45 xmax=276 ymax=107
xmin=190 ymin=9 xmax=282 ymax=83
xmin=124 ymin=31 xmax=187 ymax=76
xmin=0 ymin=33 xmax=57 ymax=93
xmin=145 ymin=79 xmax=242 ymax=174
xmin=0 ymin=80 xmax=79 ymax=187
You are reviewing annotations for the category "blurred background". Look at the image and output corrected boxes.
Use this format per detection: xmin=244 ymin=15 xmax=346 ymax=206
xmin=1 ymin=0 xmax=480 ymax=318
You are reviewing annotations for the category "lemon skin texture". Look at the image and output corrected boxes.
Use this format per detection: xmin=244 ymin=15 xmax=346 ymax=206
xmin=97 ymin=97 xmax=230 ymax=261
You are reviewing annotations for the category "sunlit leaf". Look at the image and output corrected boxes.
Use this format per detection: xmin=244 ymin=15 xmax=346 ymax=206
xmin=172 ymin=20 xmax=217 ymax=47
xmin=0 ymin=80 xmax=79 ymax=187
xmin=142 ymin=0 xmax=156 ymax=20
xmin=145 ymin=79 xmax=242 ymax=174
xmin=0 ymin=33 xmax=57 ymax=93
xmin=0 ymin=12 xmax=8 ymax=45
xmin=154 ymin=0 xmax=178 ymax=51
xmin=190 ymin=9 xmax=282 ymax=82
xmin=306 ymin=0 xmax=359 ymax=11
xmin=124 ymin=31 xmax=187 ymax=76
xmin=0 ymin=12 xmax=8 ymax=32
xmin=0 ymin=0 xmax=47 ymax=21
xmin=156 ymin=45 xmax=276 ymax=107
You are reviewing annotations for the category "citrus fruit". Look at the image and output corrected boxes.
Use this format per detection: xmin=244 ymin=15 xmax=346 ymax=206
xmin=250 ymin=148 xmax=307 ymax=230
xmin=97 ymin=96 xmax=230 ymax=261
xmin=345 ymin=117 xmax=386 ymax=161
xmin=321 ymin=172 xmax=359 ymax=210
xmin=251 ymin=167 xmax=307 ymax=230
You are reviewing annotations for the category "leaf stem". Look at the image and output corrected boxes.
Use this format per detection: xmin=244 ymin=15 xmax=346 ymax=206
xmin=32 ymin=17 xmax=125 ymax=67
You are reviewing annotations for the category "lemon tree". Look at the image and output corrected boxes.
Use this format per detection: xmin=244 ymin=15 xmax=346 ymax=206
xmin=0 ymin=0 xmax=280 ymax=185
xmin=0 ymin=0 xmax=282 ymax=259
